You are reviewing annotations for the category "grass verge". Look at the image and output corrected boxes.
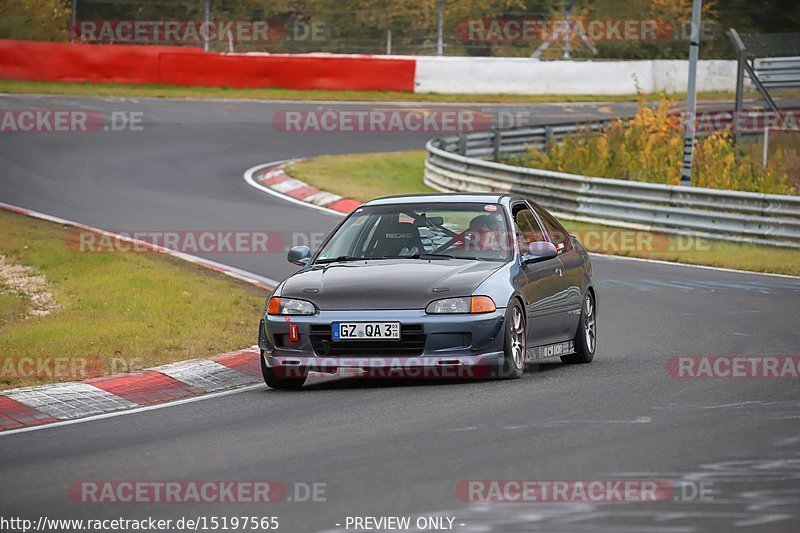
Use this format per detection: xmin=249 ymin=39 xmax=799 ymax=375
xmin=286 ymin=152 xmax=800 ymax=276
xmin=0 ymin=209 xmax=268 ymax=390
xmin=0 ymin=79 xmax=736 ymax=104
xmin=0 ymin=287 xmax=27 ymax=330
xmin=287 ymin=151 xmax=433 ymax=201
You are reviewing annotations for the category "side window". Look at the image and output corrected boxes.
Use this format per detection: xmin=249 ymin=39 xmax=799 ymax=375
xmin=512 ymin=204 xmax=545 ymax=254
xmin=532 ymin=204 xmax=572 ymax=253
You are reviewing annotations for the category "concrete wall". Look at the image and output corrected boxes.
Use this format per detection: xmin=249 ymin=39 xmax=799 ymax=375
xmin=0 ymin=40 xmax=737 ymax=96
xmin=414 ymin=57 xmax=737 ymax=95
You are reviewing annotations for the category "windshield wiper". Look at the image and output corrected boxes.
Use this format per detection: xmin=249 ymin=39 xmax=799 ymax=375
xmin=371 ymin=253 xmax=457 ymax=260
xmin=314 ymin=256 xmax=365 ymax=264
xmin=411 ymin=253 xmax=456 ymax=260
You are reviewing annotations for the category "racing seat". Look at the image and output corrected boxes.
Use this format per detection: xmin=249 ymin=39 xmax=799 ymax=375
xmin=369 ymin=220 xmax=424 ymax=257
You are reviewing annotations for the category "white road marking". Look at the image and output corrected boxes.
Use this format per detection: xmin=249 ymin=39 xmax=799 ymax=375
xmin=153 ymin=359 xmax=255 ymax=393
xmin=594 ymin=253 xmax=800 ymax=280
xmin=4 ymin=382 xmax=137 ymax=420
xmin=243 ymin=161 xmax=348 ymax=217
xmin=0 ymin=384 xmax=264 ymax=438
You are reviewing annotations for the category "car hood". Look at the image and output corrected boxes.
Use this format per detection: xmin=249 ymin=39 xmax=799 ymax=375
xmin=280 ymin=259 xmax=503 ymax=310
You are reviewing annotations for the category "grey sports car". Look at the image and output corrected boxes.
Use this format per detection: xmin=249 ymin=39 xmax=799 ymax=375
xmin=258 ymin=193 xmax=597 ymax=389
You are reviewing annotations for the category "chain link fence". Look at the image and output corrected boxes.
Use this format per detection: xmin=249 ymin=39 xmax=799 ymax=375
xmin=0 ymin=0 xmax=756 ymax=58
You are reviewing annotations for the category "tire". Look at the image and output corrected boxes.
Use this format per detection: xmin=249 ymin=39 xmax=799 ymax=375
xmin=494 ymin=301 xmax=526 ymax=379
xmin=260 ymin=350 xmax=306 ymax=390
xmin=562 ymin=291 xmax=596 ymax=364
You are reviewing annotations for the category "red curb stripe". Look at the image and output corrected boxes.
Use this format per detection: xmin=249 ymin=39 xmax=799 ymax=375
xmin=326 ymin=199 xmax=362 ymax=213
xmin=0 ymin=395 xmax=57 ymax=431
xmin=88 ymin=371 xmax=201 ymax=406
xmin=285 ymin=185 xmax=321 ymax=200
xmin=212 ymin=351 xmax=262 ymax=379
xmin=262 ymin=173 xmax=289 ymax=186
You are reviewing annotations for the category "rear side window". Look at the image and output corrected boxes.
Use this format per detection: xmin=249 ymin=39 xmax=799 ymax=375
xmin=532 ymin=204 xmax=573 ymax=253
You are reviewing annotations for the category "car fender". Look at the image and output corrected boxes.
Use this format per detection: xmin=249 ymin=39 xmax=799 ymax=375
xmin=472 ymin=261 xmax=523 ymax=311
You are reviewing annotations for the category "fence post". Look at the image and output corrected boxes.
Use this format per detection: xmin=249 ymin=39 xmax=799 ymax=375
xmin=203 ymin=0 xmax=210 ymax=52
xmin=680 ymin=0 xmax=703 ymax=187
xmin=70 ymin=0 xmax=77 ymax=42
xmin=492 ymin=129 xmax=502 ymax=161
xmin=727 ymin=28 xmax=747 ymax=143
xmin=436 ymin=0 xmax=445 ymax=55
xmin=458 ymin=134 xmax=467 ymax=155
xmin=544 ymin=126 xmax=554 ymax=151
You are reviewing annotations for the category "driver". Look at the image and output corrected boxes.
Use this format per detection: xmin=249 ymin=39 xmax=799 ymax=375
xmin=455 ymin=214 xmax=503 ymax=252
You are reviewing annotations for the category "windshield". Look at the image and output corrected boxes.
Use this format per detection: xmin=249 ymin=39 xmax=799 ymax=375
xmin=315 ymin=202 xmax=512 ymax=263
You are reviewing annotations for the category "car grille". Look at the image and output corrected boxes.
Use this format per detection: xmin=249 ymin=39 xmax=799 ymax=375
xmin=309 ymin=324 xmax=426 ymax=357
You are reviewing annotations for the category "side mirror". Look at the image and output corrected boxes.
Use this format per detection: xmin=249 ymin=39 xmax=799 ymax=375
xmin=522 ymin=241 xmax=558 ymax=264
xmin=287 ymin=245 xmax=312 ymax=267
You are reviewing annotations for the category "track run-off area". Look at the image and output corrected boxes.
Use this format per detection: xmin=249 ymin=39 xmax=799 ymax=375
xmin=0 ymin=94 xmax=799 ymax=533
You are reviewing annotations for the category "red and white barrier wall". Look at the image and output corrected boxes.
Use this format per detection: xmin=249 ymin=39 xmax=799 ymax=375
xmin=0 ymin=40 xmax=736 ymax=95
xmin=0 ymin=40 xmax=416 ymax=92
xmin=414 ymin=56 xmax=737 ymax=95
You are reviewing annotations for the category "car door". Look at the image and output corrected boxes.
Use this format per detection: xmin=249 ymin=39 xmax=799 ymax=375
xmin=530 ymin=202 xmax=584 ymax=339
xmin=511 ymin=202 xmax=568 ymax=347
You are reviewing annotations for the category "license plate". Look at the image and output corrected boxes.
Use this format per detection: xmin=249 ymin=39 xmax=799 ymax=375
xmin=332 ymin=322 xmax=400 ymax=340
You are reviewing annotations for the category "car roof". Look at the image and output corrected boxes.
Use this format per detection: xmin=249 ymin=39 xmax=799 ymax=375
xmin=363 ymin=193 xmax=511 ymax=207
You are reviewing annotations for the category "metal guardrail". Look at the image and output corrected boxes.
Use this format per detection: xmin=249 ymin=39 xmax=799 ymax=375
xmin=754 ymin=57 xmax=800 ymax=90
xmin=424 ymin=123 xmax=800 ymax=248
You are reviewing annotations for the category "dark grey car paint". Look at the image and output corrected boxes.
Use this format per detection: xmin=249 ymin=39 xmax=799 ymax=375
xmin=280 ymin=259 xmax=503 ymax=310
xmin=266 ymin=193 xmax=595 ymax=359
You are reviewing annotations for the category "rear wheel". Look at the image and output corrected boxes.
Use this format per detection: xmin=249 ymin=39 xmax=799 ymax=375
xmin=495 ymin=301 xmax=526 ymax=379
xmin=260 ymin=351 xmax=307 ymax=390
xmin=561 ymin=291 xmax=596 ymax=364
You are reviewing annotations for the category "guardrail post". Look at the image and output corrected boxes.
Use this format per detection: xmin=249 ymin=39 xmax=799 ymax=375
xmin=458 ymin=134 xmax=468 ymax=155
xmin=492 ymin=129 xmax=502 ymax=161
xmin=544 ymin=126 xmax=554 ymax=151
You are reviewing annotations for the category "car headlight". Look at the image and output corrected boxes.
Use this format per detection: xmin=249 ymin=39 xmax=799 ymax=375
xmin=267 ymin=296 xmax=316 ymax=315
xmin=426 ymin=296 xmax=496 ymax=314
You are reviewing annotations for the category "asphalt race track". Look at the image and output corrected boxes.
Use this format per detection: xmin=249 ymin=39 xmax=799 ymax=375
xmin=1 ymin=94 xmax=799 ymax=532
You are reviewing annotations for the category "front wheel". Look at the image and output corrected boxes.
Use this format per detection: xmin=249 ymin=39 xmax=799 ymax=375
xmin=260 ymin=351 xmax=307 ymax=390
xmin=561 ymin=291 xmax=596 ymax=364
xmin=494 ymin=301 xmax=526 ymax=379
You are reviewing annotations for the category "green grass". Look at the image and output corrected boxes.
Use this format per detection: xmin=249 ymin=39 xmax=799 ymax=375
xmin=0 ymin=210 xmax=268 ymax=390
xmin=0 ymin=78 xmax=736 ymax=104
xmin=0 ymin=286 xmax=27 ymax=330
xmin=286 ymin=151 xmax=800 ymax=276
xmin=288 ymin=151 xmax=434 ymax=201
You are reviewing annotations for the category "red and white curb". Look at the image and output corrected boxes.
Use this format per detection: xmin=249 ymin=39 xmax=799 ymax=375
xmin=0 ymin=202 xmax=283 ymax=434
xmin=0 ymin=349 xmax=263 ymax=433
xmin=243 ymin=160 xmax=357 ymax=217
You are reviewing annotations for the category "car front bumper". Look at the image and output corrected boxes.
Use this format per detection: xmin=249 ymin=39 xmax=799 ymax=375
xmin=259 ymin=308 xmax=507 ymax=374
